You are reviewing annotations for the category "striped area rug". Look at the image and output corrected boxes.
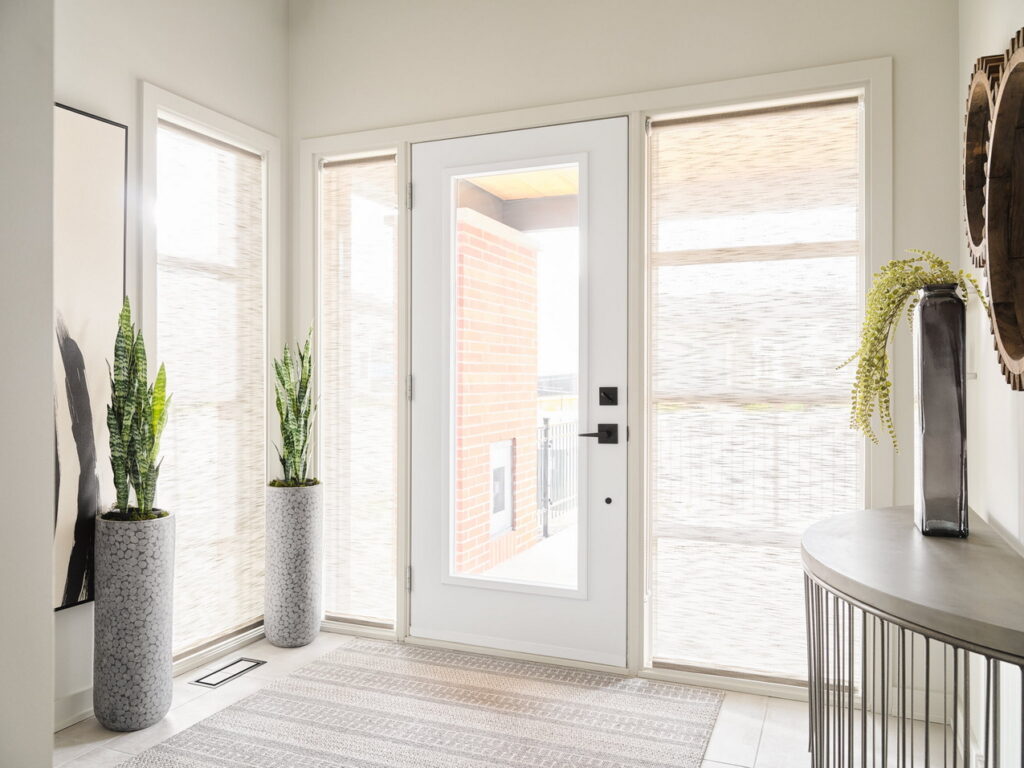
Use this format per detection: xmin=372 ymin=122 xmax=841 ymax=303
xmin=124 ymin=637 xmax=723 ymax=767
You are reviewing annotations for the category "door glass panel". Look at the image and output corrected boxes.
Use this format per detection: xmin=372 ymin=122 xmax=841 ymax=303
xmin=449 ymin=163 xmax=581 ymax=590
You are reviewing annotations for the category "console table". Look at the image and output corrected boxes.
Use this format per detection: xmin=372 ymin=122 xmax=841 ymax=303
xmin=801 ymin=506 xmax=1024 ymax=767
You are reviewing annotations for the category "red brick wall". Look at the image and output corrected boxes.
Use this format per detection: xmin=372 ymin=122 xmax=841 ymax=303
xmin=454 ymin=207 xmax=539 ymax=575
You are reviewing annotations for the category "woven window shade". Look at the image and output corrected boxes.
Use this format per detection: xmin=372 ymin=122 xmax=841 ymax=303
xmin=155 ymin=120 xmax=266 ymax=656
xmin=320 ymin=156 xmax=398 ymax=624
xmin=648 ymin=100 xmax=864 ymax=681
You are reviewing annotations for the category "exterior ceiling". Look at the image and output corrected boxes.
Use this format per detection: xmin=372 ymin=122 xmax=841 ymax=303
xmin=467 ymin=166 xmax=579 ymax=200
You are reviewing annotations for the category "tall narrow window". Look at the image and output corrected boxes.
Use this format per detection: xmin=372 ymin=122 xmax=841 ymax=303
xmin=648 ymin=99 xmax=864 ymax=682
xmin=320 ymin=156 xmax=398 ymax=624
xmin=155 ymin=120 xmax=266 ymax=656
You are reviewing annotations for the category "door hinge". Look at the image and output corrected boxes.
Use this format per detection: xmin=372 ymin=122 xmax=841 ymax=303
xmin=406 ymin=181 xmax=413 ymax=210
xmin=406 ymin=373 xmax=414 ymax=401
xmin=405 ymin=565 xmax=413 ymax=591
xmin=644 ymin=116 xmax=652 ymax=136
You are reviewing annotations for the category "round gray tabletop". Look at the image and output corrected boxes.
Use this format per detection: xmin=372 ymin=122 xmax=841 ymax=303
xmin=801 ymin=506 xmax=1024 ymax=662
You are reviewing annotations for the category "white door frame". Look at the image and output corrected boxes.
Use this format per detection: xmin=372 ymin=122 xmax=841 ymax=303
xmin=297 ymin=57 xmax=894 ymax=699
xmin=408 ymin=119 xmax=629 ymax=665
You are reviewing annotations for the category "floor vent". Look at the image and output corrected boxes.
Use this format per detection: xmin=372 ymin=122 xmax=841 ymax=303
xmin=190 ymin=657 xmax=266 ymax=688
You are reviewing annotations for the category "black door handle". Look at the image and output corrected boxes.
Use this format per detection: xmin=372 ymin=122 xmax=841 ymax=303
xmin=579 ymin=423 xmax=618 ymax=444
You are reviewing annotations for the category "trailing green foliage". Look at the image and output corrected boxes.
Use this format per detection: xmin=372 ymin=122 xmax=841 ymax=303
xmin=841 ymin=249 xmax=985 ymax=450
xmin=273 ymin=328 xmax=318 ymax=485
xmin=105 ymin=297 xmax=170 ymax=521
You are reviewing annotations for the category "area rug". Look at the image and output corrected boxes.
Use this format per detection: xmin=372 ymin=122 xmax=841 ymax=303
xmin=123 ymin=637 xmax=723 ymax=767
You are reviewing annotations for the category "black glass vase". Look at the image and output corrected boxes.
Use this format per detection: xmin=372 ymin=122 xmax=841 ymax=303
xmin=912 ymin=284 xmax=968 ymax=537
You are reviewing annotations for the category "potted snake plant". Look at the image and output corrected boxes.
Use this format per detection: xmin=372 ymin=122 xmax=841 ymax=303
xmin=94 ymin=297 xmax=173 ymax=731
xmin=265 ymin=328 xmax=322 ymax=647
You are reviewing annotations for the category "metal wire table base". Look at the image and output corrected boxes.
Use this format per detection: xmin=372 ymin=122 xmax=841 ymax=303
xmin=805 ymin=573 xmax=1023 ymax=767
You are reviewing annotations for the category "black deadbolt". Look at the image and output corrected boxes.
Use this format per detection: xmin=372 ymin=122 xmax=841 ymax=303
xmin=599 ymin=386 xmax=618 ymax=406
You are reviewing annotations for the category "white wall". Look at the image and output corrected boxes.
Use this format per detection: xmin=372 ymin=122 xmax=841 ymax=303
xmin=56 ymin=0 xmax=290 ymax=308
xmin=53 ymin=0 xmax=289 ymax=730
xmin=958 ymin=0 xmax=1024 ymax=549
xmin=289 ymin=0 xmax=962 ymax=502
xmin=45 ymin=0 xmax=993 ymax=744
xmin=957 ymin=3 xmax=1024 ymax=762
xmin=0 ymin=0 xmax=56 ymax=764
xmin=288 ymin=1 xmax=1021 ymax=757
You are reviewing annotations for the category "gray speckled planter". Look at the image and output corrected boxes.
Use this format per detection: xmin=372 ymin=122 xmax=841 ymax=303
xmin=265 ymin=484 xmax=323 ymax=647
xmin=93 ymin=512 xmax=175 ymax=732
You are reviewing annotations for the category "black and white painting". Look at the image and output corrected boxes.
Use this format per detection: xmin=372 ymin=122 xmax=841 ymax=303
xmin=53 ymin=104 xmax=126 ymax=610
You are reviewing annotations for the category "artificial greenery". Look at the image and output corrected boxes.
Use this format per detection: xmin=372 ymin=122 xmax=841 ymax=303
xmin=841 ymin=249 xmax=985 ymax=449
xmin=273 ymin=327 xmax=318 ymax=486
xmin=105 ymin=297 xmax=170 ymax=521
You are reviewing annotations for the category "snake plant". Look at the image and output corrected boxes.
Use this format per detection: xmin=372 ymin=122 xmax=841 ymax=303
xmin=106 ymin=297 xmax=170 ymax=520
xmin=272 ymin=328 xmax=318 ymax=486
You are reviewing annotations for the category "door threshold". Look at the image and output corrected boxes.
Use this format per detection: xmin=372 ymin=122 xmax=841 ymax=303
xmin=640 ymin=664 xmax=808 ymax=701
xmin=355 ymin=630 xmax=805 ymax=701
xmin=403 ymin=633 xmax=630 ymax=676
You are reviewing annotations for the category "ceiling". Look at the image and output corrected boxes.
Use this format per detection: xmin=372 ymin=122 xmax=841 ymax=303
xmin=466 ymin=166 xmax=579 ymax=200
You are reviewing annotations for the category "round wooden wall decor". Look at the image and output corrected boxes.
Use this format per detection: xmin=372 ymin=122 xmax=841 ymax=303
xmin=986 ymin=31 xmax=1024 ymax=389
xmin=964 ymin=56 xmax=1001 ymax=267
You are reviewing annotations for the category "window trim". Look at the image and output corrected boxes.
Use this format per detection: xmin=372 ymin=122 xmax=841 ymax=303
xmin=296 ymin=56 xmax=892 ymax=701
xmin=140 ymin=83 xmax=282 ymax=660
xmin=141 ymin=82 xmax=282 ymax=485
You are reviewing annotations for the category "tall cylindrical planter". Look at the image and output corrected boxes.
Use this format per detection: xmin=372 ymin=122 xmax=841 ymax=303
xmin=93 ymin=513 xmax=175 ymax=731
xmin=265 ymin=483 xmax=323 ymax=647
xmin=913 ymin=284 xmax=968 ymax=537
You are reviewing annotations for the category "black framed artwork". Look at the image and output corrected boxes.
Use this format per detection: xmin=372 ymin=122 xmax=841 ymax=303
xmin=53 ymin=103 xmax=127 ymax=610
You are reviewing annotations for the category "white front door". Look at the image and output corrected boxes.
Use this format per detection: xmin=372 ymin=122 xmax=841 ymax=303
xmin=410 ymin=118 xmax=628 ymax=666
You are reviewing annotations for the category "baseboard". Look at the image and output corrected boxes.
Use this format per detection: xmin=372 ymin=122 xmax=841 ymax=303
xmin=320 ymin=619 xmax=397 ymax=641
xmin=644 ymin=664 xmax=809 ymax=701
xmin=172 ymin=624 xmax=266 ymax=678
xmin=54 ymin=688 xmax=93 ymax=732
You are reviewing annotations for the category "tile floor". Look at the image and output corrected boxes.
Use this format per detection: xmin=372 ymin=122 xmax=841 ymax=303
xmin=55 ymin=632 xmax=811 ymax=768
